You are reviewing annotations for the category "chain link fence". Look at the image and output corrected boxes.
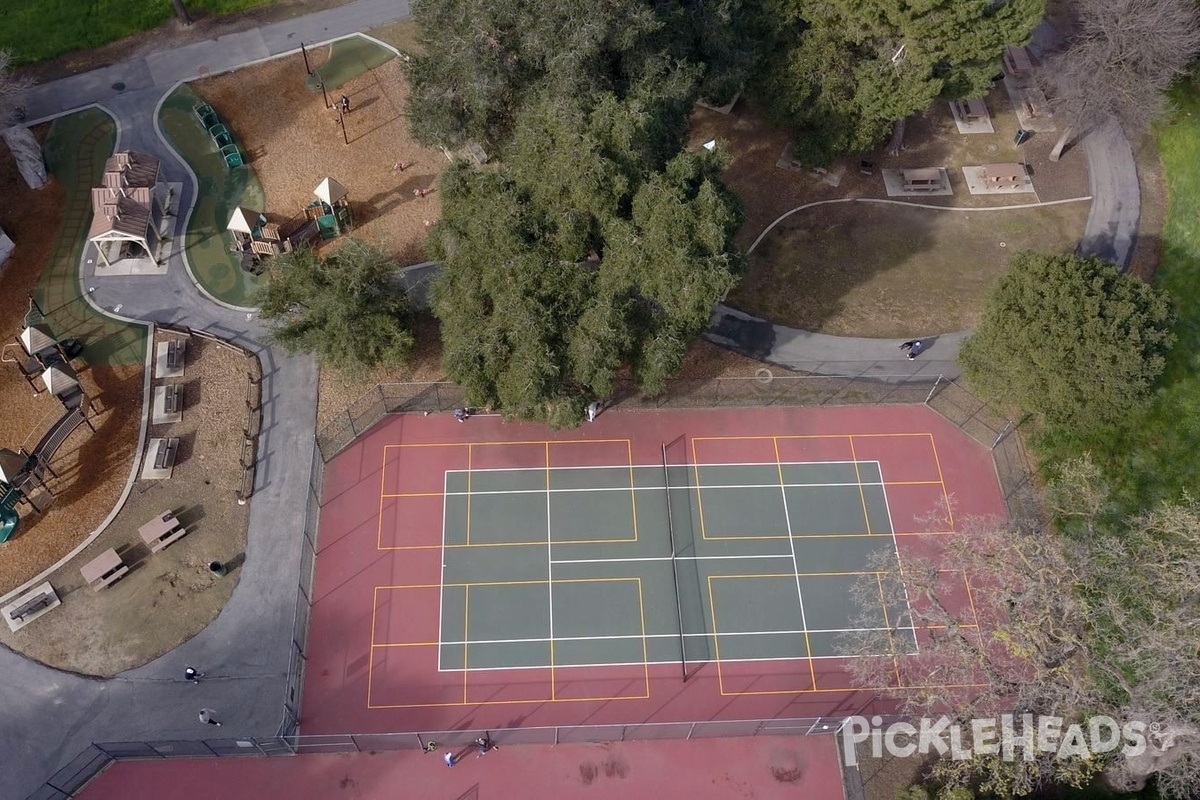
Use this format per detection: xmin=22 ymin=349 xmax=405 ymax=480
xmin=922 ymin=376 xmax=1040 ymax=524
xmin=28 ymin=365 xmax=1040 ymax=798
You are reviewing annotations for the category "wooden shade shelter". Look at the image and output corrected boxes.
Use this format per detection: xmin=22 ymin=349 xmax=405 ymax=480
xmin=19 ymin=324 xmax=57 ymax=358
xmin=42 ymin=362 xmax=79 ymax=398
xmin=88 ymin=152 xmax=172 ymax=269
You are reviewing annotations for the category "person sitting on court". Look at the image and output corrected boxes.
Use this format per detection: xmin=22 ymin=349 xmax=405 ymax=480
xmin=454 ymin=408 xmax=468 ymax=423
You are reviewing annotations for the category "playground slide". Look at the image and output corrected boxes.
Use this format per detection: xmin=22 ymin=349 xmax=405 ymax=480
xmin=0 ymin=506 xmax=17 ymax=544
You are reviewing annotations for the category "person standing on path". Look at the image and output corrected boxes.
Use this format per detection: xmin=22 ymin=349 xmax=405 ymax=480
xmin=198 ymin=708 xmax=221 ymax=727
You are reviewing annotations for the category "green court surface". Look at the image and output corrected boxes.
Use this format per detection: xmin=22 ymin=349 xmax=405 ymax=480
xmin=159 ymin=84 xmax=265 ymax=307
xmin=36 ymin=108 xmax=147 ymax=366
xmin=305 ymin=35 xmax=396 ymax=93
xmin=436 ymin=462 xmax=916 ymax=672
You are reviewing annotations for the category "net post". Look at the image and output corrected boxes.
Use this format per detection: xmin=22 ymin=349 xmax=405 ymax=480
xmin=661 ymin=442 xmax=688 ymax=684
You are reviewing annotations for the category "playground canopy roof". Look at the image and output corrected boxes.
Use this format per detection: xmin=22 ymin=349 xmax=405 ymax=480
xmin=42 ymin=362 xmax=79 ymax=398
xmin=19 ymin=324 xmax=57 ymax=357
xmin=315 ymin=177 xmax=349 ymax=205
xmin=0 ymin=448 xmax=28 ymax=484
xmin=87 ymin=151 xmax=165 ymax=259
xmin=228 ymin=206 xmax=266 ymax=235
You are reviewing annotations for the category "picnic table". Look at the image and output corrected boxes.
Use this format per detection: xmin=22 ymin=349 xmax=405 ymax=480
xmin=139 ymin=510 xmax=187 ymax=553
xmin=80 ymin=548 xmax=128 ymax=591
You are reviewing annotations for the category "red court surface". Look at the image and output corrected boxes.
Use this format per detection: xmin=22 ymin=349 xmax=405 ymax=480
xmin=78 ymin=735 xmax=843 ymax=800
xmin=305 ymin=405 xmax=1006 ymax=735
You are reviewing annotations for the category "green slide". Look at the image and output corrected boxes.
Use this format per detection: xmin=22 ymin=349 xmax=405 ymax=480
xmin=0 ymin=484 xmax=20 ymax=544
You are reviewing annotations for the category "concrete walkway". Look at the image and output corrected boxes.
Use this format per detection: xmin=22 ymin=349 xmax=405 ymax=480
xmin=2 ymin=3 xmax=406 ymax=799
xmin=0 ymin=4 xmax=1139 ymax=797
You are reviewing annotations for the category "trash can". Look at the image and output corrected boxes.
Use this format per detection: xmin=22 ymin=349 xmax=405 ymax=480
xmin=208 ymin=561 xmax=228 ymax=577
xmin=1014 ymin=129 xmax=1031 ymax=146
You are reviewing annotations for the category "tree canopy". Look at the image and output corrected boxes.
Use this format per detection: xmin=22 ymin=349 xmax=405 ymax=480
xmin=958 ymin=251 xmax=1174 ymax=433
xmin=842 ymin=460 xmax=1200 ymax=796
xmin=754 ymin=0 xmax=1044 ymax=162
xmin=255 ymin=240 xmax=415 ymax=377
xmin=430 ymin=124 xmax=743 ymax=426
xmin=405 ymin=0 xmax=758 ymax=149
xmin=1040 ymin=0 xmax=1200 ymax=138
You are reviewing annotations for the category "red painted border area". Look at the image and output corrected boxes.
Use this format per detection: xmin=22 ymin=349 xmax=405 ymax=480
xmin=78 ymin=735 xmax=845 ymax=800
xmin=304 ymin=406 xmax=1005 ymax=735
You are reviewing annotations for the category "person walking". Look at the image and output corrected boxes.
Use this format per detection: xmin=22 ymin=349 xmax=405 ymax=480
xmin=340 ymin=94 xmax=350 ymax=114
xmin=454 ymin=408 xmax=468 ymax=423
xmin=475 ymin=734 xmax=497 ymax=756
xmin=586 ymin=401 xmax=601 ymax=423
xmin=198 ymin=708 xmax=221 ymax=727
xmin=183 ymin=667 xmax=203 ymax=684
xmin=906 ymin=340 xmax=925 ymax=360
xmin=443 ymin=751 xmax=457 ymax=767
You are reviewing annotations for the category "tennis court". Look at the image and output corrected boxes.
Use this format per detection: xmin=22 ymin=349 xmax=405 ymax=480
xmin=305 ymin=405 xmax=1005 ymax=734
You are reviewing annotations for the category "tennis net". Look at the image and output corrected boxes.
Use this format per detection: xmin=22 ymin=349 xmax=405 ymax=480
xmin=661 ymin=440 xmax=689 ymax=683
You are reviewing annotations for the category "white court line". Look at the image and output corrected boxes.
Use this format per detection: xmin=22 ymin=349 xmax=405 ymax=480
xmin=449 ymin=459 xmax=869 ymax=474
xmin=436 ymin=469 xmax=449 ymax=673
xmin=545 ymin=460 xmax=554 ymax=681
xmin=777 ymin=462 xmax=815 ymax=663
xmin=435 ymin=625 xmax=919 ymax=647
xmin=550 ymin=554 xmax=793 ymax=565
xmin=442 ymin=480 xmax=884 ymax=497
xmin=435 ymin=648 xmax=920 ymax=674
xmin=877 ymin=463 xmax=920 ymax=654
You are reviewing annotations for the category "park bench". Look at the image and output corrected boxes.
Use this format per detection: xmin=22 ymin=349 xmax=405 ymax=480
xmin=80 ymin=548 xmax=129 ymax=591
xmin=10 ymin=590 xmax=54 ymax=622
xmin=1004 ymin=46 xmax=1034 ymax=76
xmin=164 ymin=384 xmax=182 ymax=415
xmin=983 ymin=163 xmax=1026 ymax=188
xmin=902 ymin=168 xmax=943 ymax=192
xmin=139 ymin=510 xmax=188 ymax=553
xmin=2 ymin=582 xmax=60 ymax=630
xmin=166 ymin=339 xmax=186 ymax=370
xmin=153 ymin=438 xmax=179 ymax=471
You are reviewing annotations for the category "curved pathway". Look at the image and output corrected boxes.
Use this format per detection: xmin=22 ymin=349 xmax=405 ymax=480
xmin=0 ymin=4 xmax=1138 ymax=798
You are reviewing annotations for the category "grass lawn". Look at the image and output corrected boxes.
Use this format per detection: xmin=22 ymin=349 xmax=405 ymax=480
xmin=38 ymin=107 xmax=147 ymax=365
xmin=727 ymin=199 xmax=1090 ymax=338
xmin=0 ymin=0 xmax=273 ymax=65
xmin=1040 ymin=77 xmax=1200 ymax=510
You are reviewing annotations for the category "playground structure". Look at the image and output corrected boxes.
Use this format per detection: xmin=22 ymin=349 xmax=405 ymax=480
xmin=0 ymin=318 xmax=97 ymax=542
xmin=87 ymin=151 xmax=174 ymax=271
xmin=194 ymin=104 xmax=245 ymax=169
xmin=226 ymin=177 xmax=352 ymax=274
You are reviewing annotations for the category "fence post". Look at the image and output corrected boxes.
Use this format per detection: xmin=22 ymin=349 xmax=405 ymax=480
xmin=924 ymin=373 xmax=945 ymax=404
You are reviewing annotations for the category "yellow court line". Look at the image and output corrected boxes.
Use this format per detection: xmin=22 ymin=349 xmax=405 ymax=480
xmin=847 ymin=436 xmax=873 ymax=536
xmin=377 ymin=443 xmax=389 ymax=551
xmin=928 ymin=434 xmax=955 ymax=527
xmin=692 ymin=432 xmax=937 ymax=444
xmin=384 ymin=438 xmax=635 ymax=450
xmin=876 ymin=573 xmax=903 ymax=689
xmin=963 ymin=573 xmax=984 ymax=635
xmin=637 ymin=577 xmax=651 ymax=692
xmin=707 ymin=574 xmax=724 ymax=693
xmin=366 ymin=585 xmax=381 ymax=713
xmin=773 ymin=437 xmax=818 ymax=690
xmin=881 ymin=480 xmax=945 ymax=487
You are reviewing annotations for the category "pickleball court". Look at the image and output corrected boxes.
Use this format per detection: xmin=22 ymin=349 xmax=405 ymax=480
xmin=304 ymin=405 xmax=1006 ymax=735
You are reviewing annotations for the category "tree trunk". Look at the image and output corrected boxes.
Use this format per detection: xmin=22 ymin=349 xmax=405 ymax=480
xmin=1 ymin=125 xmax=47 ymax=189
xmin=171 ymin=0 xmax=192 ymax=25
xmin=1049 ymin=126 xmax=1075 ymax=162
xmin=886 ymin=117 xmax=907 ymax=157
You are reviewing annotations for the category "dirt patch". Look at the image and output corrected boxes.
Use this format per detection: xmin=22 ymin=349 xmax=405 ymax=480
xmin=855 ymin=739 xmax=934 ymax=800
xmin=731 ymin=200 xmax=1090 ymax=337
xmin=689 ymin=89 xmax=1095 ymax=335
xmin=1126 ymin=129 xmax=1166 ymax=282
xmin=193 ymin=46 xmax=446 ymax=267
xmin=0 ymin=331 xmax=251 ymax=676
